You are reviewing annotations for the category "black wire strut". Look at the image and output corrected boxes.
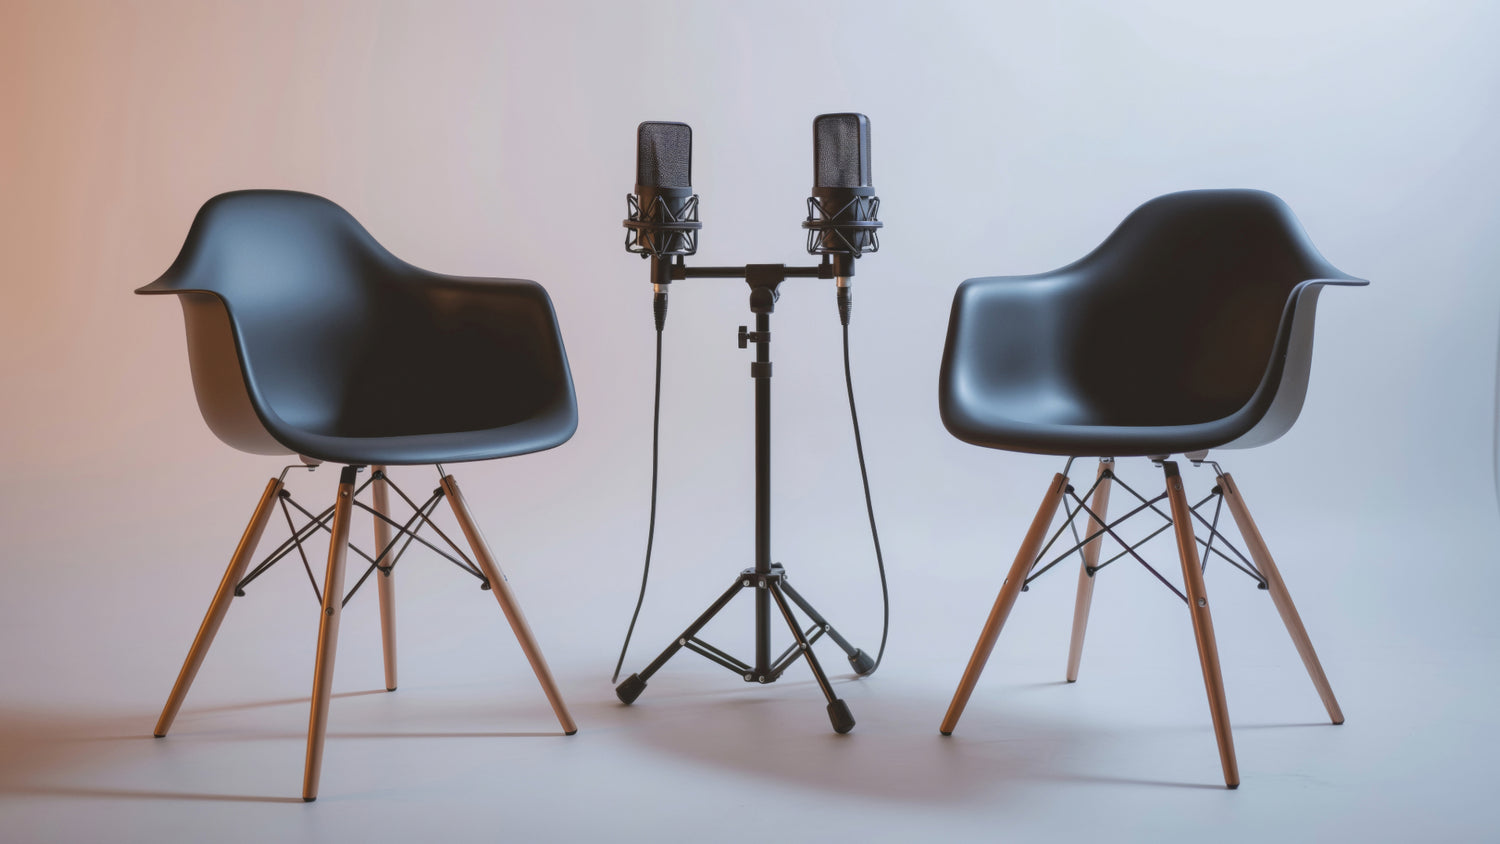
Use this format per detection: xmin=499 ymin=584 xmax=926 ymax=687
xmin=1015 ymin=462 xmax=1268 ymax=607
xmin=233 ymin=467 xmax=489 ymax=609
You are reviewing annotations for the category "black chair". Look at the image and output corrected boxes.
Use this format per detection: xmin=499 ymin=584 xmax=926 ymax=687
xmin=139 ymin=190 xmax=579 ymax=801
xmin=936 ymin=189 xmax=1365 ymax=788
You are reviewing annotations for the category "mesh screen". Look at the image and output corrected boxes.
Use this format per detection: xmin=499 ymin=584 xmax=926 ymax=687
xmin=813 ymin=113 xmax=871 ymax=188
xmin=637 ymin=122 xmax=692 ymax=189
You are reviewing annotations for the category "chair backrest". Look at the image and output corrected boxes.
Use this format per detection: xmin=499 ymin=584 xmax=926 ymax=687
xmin=138 ymin=190 xmax=574 ymax=458
xmin=1062 ymin=190 xmax=1360 ymax=436
xmin=939 ymin=189 xmax=1364 ymax=455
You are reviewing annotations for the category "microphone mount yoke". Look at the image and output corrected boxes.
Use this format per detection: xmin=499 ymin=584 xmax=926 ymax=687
xmin=650 ymin=252 xmax=855 ymax=300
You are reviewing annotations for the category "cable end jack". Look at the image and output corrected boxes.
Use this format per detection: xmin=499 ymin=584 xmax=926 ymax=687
xmin=836 ymin=282 xmax=852 ymax=327
xmin=653 ymin=287 xmax=668 ymax=332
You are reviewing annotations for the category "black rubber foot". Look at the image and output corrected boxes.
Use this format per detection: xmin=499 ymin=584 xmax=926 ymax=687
xmin=1333 ymin=719 xmax=1345 ymax=726
xmin=564 ymin=729 xmax=578 ymax=736
xmin=616 ymin=673 xmax=646 ymax=705
xmin=1227 ymin=784 xmax=1239 ymax=790
xmin=939 ymin=730 xmax=952 ymax=737
xmin=1065 ymin=678 xmax=1076 ymax=684
xmin=153 ymin=733 xmax=165 ymax=739
xmin=827 ymin=699 xmax=855 ymax=734
xmin=303 ymin=797 xmax=316 ymax=803
xmin=848 ymin=649 xmax=876 ymax=676
xmin=386 ymin=686 xmax=397 ymax=692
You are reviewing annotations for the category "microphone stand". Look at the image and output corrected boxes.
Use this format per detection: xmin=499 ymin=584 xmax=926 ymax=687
xmin=616 ymin=253 xmax=873 ymax=734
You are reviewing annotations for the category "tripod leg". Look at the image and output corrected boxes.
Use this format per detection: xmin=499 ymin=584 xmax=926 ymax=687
xmin=616 ymin=577 xmax=746 ymax=704
xmin=940 ymin=472 xmax=1067 ymax=736
xmin=154 ymin=477 xmax=282 ymax=738
xmin=302 ymin=467 xmax=356 ymax=802
xmin=371 ymin=466 xmax=398 ymax=692
xmin=779 ymin=579 xmax=874 ymax=676
xmin=1164 ymin=461 xmax=1239 ymax=789
xmin=1066 ymin=458 xmax=1114 ymax=683
xmin=769 ymin=583 xmax=855 ymax=734
xmin=440 ymin=473 xmax=576 ymax=736
xmin=1217 ymin=471 xmax=1344 ymax=725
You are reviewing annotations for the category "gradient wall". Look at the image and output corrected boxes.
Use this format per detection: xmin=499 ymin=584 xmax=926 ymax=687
xmin=0 ymin=0 xmax=1497 ymax=821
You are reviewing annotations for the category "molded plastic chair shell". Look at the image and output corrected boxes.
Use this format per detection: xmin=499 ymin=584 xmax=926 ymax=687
xmin=939 ymin=189 xmax=1365 ymax=457
xmin=138 ymin=190 xmax=578 ymax=465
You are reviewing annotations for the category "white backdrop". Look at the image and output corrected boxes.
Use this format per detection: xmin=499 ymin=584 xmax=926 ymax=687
xmin=1 ymin=1 xmax=1497 ymax=841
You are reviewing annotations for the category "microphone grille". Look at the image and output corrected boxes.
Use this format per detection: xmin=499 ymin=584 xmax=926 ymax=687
xmin=813 ymin=113 xmax=871 ymax=188
xmin=637 ymin=122 xmax=692 ymax=189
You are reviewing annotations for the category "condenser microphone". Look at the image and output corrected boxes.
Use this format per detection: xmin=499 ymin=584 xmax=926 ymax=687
xmin=625 ymin=121 xmax=701 ymax=288
xmin=804 ymin=113 xmax=882 ymax=282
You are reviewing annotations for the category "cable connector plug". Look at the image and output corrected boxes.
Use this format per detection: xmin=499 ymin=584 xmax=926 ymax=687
xmin=837 ymin=284 xmax=852 ymax=327
xmin=653 ymin=288 xmax=668 ymax=332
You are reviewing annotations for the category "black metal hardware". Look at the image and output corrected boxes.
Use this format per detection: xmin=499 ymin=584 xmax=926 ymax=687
xmin=624 ymin=191 xmax=701 ymax=259
xmin=612 ymin=261 xmax=874 ymax=733
xmin=1012 ymin=460 xmax=1270 ymax=608
xmin=804 ymin=192 xmax=882 ymax=258
xmin=232 ymin=470 xmax=488 ymax=610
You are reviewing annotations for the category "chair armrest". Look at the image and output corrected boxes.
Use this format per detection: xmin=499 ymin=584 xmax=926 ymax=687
xmin=939 ymin=271 xmax=1083 ymax=442
xmin=1220 ymin=277 xmax=1368 ymax=449
xmin=384 ymin=272 xmax=578 ymax=431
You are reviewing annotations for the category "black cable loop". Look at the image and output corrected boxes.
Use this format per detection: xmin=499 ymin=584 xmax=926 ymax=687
xmin=839 ymin=288 xmax=889 ymax=675
xmin=612 ymin=302 xmax=666 ymax=684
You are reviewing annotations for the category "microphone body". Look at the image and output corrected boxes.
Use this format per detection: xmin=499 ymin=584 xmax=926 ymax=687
xmin=805 ymin=113 xmax=882 ymax=280
xmin=625 ymin=121 xmax=700 ymax=287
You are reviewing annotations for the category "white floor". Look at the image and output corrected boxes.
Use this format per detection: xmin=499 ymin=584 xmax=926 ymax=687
xmin=0 ymin=485 xmax=1494 ymax=843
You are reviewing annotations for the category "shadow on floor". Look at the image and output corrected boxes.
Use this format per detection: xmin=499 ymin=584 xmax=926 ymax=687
xmin=0 ymin=690 xmax=569 ymax=804
xmin=0 ymin=674 xmax=1323 ymax=805
xmin=579 ymin=668 xmax=1251 ymax=805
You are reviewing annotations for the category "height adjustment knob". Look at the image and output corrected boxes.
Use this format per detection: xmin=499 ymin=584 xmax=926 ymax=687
xmin=738 ymin=326 xmax=749 ymax=349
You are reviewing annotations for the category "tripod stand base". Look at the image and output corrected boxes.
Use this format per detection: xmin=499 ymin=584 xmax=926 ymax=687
xmin=615 ymin=564 xmax=868 ymax=733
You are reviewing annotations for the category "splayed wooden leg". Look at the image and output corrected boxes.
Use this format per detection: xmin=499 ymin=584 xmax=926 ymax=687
xmin=441 ymin=473 xmax=577 ymax=736
xmin=940 ymin=472 xmax=1068 ymax=736
xmin=1164 ymin=461 xmax=1239 ymax=789
xmin=372 ymin=466 xmax=398 ymax=692
xmin=1066 ymin=458 xmax=1114 ymax=683
xmin=154 ymin=477 xmax=282 ymax=738
xmin=301 ymin=467 xmax=356 ymax=802
xmin=1218 ymin=471 xmax=1343 ymax=725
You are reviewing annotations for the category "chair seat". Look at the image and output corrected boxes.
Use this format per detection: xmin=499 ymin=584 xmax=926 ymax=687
xmin=940 ymin=396 xmax=1260 ymax=458
xmin=272 ymin=400 xmax=578 ymax=466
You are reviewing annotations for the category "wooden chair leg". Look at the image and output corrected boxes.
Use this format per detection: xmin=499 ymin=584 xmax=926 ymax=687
xmin=302 ymin=467 xmax=356 ymax=802
xmin=940 ymin=472 xmax=1069 ymax=736
xmin=439 ymin=473 xmax=577 ymax=736
xmin=154 ymin=477 xmax=283 ymax=738
xmin=1217 ymin=471 xmax=1344 ymax=724
xmin=1164 ymin=461 xmax=1239 ymax=789
xmin=372 ymin=466 xmax=398 ymax=692
xmin=1066 ymin=458 xmax=1114 ymax=683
